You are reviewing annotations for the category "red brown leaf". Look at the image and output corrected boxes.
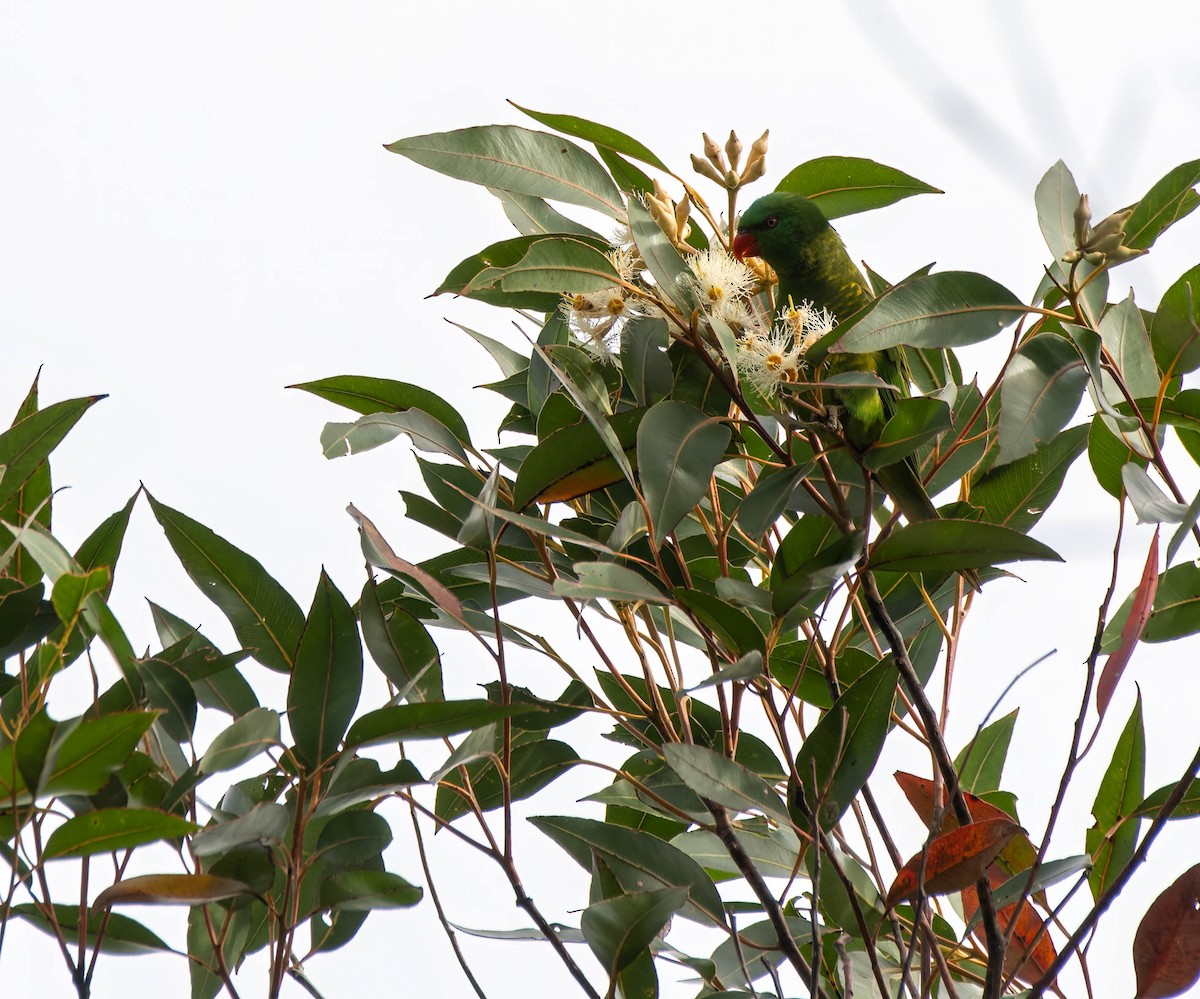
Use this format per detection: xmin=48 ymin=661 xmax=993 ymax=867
xmin=1097 ymin=530 xmax=1159 ymax=720
xmin=894 ymin=770 xmax=1037 ymax=873
xmin=1133 ymin=863 xmax=1200 ymax=999
xmin=885 ymin=817 xmax=1023 ymax=910
xmin=962 ymin=863 xmax=1062 ymax=994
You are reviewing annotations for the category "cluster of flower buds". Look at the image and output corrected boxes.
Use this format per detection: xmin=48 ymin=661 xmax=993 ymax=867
xmin=645 ymin=179 xmax=693 ymax=251
xmin=1064 ymin=194 xmax=1146 ymax=266
xmin=690 ymin=129 xmax=769 ymax=190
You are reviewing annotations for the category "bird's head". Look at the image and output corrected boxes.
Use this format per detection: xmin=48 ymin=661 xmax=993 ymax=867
xmin=732 ymin=192 xmax=832 ymax=269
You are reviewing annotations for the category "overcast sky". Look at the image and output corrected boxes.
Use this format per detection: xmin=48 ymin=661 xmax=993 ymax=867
xmin=4 ymin=2 xmax=1200 ymax=996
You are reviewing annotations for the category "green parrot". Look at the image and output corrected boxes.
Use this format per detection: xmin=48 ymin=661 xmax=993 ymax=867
xmin=732 ymin=190 xmax=941 ymax=524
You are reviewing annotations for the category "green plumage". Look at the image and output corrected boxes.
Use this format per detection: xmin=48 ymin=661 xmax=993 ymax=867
xmin=736 ymin=192 xmax=940 ymax=523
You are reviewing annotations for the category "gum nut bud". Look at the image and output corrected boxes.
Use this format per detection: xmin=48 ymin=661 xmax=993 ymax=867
xmin=690 ymin=153 xmax=725 ymax=185
xmin=725 ymin=168 xmax=740 ymax=189
xmin=702 ymin=132 xmax=726 ymax=171
xmin=1106 ymin=244 xmax=1148 ymax=263
xmin=1086 ymin=228 xmax=1129 ymax=256
xmin=652 ymin=178 xmax=669 ymax=202
xmin=725 ymin=130 xmax=743 ymax=171
xmin=739 ymin=157 xmax=766 ymax=185
xmin=1088 ymin=207 xmax=1135 ymax=245
xmin=1062 ymin=248 xmax=1082 ymax=263
xmin=1074 ymin=194 xmax=1092 ymax=247
xmin=748 ymin=129 xmax=770 ymax=162
xmin=1084 ymin=250 xmax=1108 ymax=265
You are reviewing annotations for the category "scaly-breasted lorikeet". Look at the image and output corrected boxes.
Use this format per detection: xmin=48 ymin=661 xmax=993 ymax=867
xmin=732 ymin=191 xmax=942 ymax=525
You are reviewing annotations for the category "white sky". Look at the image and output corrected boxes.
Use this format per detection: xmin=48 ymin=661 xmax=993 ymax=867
xmin=4 ymin=1 xmax=1200 ymax=996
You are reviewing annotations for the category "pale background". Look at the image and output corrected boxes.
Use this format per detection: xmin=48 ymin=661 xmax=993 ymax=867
xmin=4 ymin=1 xmax=1200 ymax=996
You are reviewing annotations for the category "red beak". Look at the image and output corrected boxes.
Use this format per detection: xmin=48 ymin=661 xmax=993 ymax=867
xmin=732 ymin=231 xmax=758 ymax=261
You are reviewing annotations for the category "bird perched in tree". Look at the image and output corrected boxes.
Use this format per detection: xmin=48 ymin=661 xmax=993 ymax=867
xmin=732 ymin=190 xmax=941 ymax=524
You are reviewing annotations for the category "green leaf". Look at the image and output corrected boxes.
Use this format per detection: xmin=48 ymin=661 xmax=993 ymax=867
xmin=953 ymin=709 xmax=1018 ymax=794
xmin=1087 ymin=694 xmax=1145 ymax=900
xmin=672 ymin=821 xmax=803 ymax=880
xmin=963 ymin=854 xmax=1093 ymax=935
xmin=1123 ymin=464 xmax=1189 ymax=524
xmin=869 ymin=518 xmax=1062 ymax=572
xmin=360 ymin=579 xmax=442 ymax=702
xmin=790 ymin=658 xmax=898 ymax=835
xmin=436 ymin=739 xmax=580 ymax=822
xmin=321 ymin=409 xmax=469 ymax=462
xmin=1134 ymin=780 xmax=1200 ymax=820
xmin=637 ymin=401 xmax=731 ymax=547
xmin=1099 ymin=293 xmax=1161 ymax=399
xmin=627 ymin=198 xmax=699 ymax=316
xmin=345 ymin=699 xmax=545 ymax=748
xmin=288 ymin=570 xmax=362 ymax=769
xmin=316 ymin=811 xmax=393 ymax=867
xmin=319 ymin=870 xmax=422 ymax=911
xmin=863 ymin=397 xmax=952 ymax=471
xmin=1152 ymin=263 xmax=1200 ymax=377
xmin=775 ymin=156 xmax=942 ymax=218
xmin=685 ymin=650 xmax=765 ymax=692
xmin=140 ymin=661 xmax=198 ymax=742
xmin=289 ymin=375 xmax=472 ymax=443
xmin=0 ymin=395 xmax=102 ymax=510
xmin=770 ymin=518 xmax=863 ymax=617
xmin=621 ymin=316 xmax=673 ymax=408
xmin=191 ymin=803 xmax=291 ymax=857
xmin=662 ymin=744 xmax=789 ymax=824
xmin=1102 ymin=561 xmax=1200 ymax=648
xmin=41 ymin=711 xmax=159 ymax=797
xmin=971 ymin=424 xmax=1088 ymax=533
xmin=147 ymin=495 xmax=304 ymax=673
xmin=387 ymin=125 xmax=624 ymax=218
xmin=552 ymin=562 xmax=670 ymax=605
xmin=199 ymin=708 xmax=280 ymax=774
xmin=497 ymin=236 xmax=622 ymax=295
xmin=437 ymin=233 xmax=607 ymax=310
xmin=1035 ymin=159 xmax=1081 ymax=263
xmin=43 ymin=808 xmax=197 ymax=859
xmin=1090 ymin=414 xmax=1147 ymax=498
xmin=11 ymin=904 xmax=173 ymax=956
xmin=997 ymin=334 xmax=1089 ymax=465
xmin=512 ymin=407 xmax=643 ymax=507
xmin=509 ymin=102 xmax=669 ymax=171
xmin=581 ymin=887 xmax=687 ymax=978
xmin=50 ymin=566 xmax=109 ymax=623
xmin=1124 ymin=159 xmax=1200 ymax=251
xmin=492 ymin=187 xmax=604 ymax=240
xmin=672 ymin=592 xmax=764 ymax=657
xmin=832 ymin=271 xmax=1025 ymax=352
xmin=736 ymin=462 xmax=814 ymax=539
xmin=530 ymin=815 xmax=726 ymax=926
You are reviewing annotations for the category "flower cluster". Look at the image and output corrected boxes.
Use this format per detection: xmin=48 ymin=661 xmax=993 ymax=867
xmin=686 ymin=247 xmax=756 ymax=330
xmin=735 ymin=299 xmax=835 ymax=398
xmin=560 ymin=245 xmax=644 ymax=362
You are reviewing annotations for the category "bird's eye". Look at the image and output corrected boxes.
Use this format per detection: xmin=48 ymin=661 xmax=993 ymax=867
xmin=765 ymin=216 xmax=779 ymax=229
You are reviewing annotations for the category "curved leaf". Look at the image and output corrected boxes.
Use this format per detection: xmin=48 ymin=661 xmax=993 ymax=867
xmin=637 ymin=401 xmax=731 ymax=547
xmin=1125 ymin=160 xmax=1200 ymax=251
xmin=776 ymin=156 xmax=942 ymax=218
xmin=387 ymin=125 xmax=624 ymax=218
xmin=833 ymin=271 xmax=1025 ymax=352
xmin=147 ymin=495 xmax=304 ymax=673
xmin=869 ymin=519 xmax=1062 ymax=573
xmin=997 ymin=334 xmax=1089 ymax=465
xmin=509 ymin=102 xmax=669 ymax=171
xmin=1134 ymin=863 xmax=1200 ymax=999
xmin=44 ymin=808 xmax=197 ymax=859
xmin=289 ymin=375 xmax=472 ymax=443
xmin=1152 ymin=264 xmax=1200 ymax=377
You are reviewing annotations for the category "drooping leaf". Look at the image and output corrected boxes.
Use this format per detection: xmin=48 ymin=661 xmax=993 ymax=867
xmin=40 ymin=711 xmax=159 ymax=797
xmin=627 ymin=198 xmax=699 ymax=316
xmin=884 ymin=818 xmax=1023 ymax=908
xmin=1123 ymin=465 xmax=1189 ymax=524
xmin=198 ymin=708 xmax=281 ymax=774
xmin=513 ymin=407 xmax=643 ymax=507
xmin=11 ymin=903 xmax=173 ymax=956
xmin=387 ymin=125 xmax=625 ymax=218
xmin=190 ymin=803 xmax=292 ymax=858
xmin=508 ymin=102 xmax=670 ymax=171
xmin=961 ymin=863 xmax=1062 ymax=989
xmin=1133 ymin=863 xmax=1200 ymax=999
xmin=552 ymin=562 xmax=670 ymax=605
xmin=147 ymin=494 xmax=304 ymax=673
xmin=1097 ymin=532 xmax=1159 ymax=719
xmin=637 ymin=401 xmax=731 ymax=547
xmin=319 ymin=870 xmax=423 ymax=911
xmin=360 ymin=579 xmax=442 ymax=702
xmin=970 ymin=424 xmax=1088 ymax=533
xmin=775 ymin=156 xmax=942 ymax=218
xmin=491 ymin=188 xmax=605 ymax=240
xmin=863 ymin=397 xmax=952 ymax=470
